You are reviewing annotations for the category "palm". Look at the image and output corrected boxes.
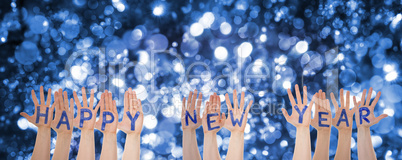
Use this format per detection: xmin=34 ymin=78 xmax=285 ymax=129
xmin=202 ymin=93 xmax=225 ymax=133
xmin=354 ymin=88 xmax=388 ymax=128
xmin=51 ymin=90 xmax=74 ymax=134
xmin=283 ymin=84 xmax=316 ymax=128
xmin=118 ymin=88 xmax=144 ymax=134
xmin=20 ymin=86 xmax=53 ymax=128
xmin=223 ymin=89 xmax=253 ymax=132
xmin=181 ymin=89 xmax=202 ymax=131
xmin=95 ymin=90 xmax=118 ymax=133
xmin=73 ymin=87 xmax=100 ymax=130
xmin=331 ymin=89 xmax=357 ymax=131
xmin=311 ymin=90 xmax=332 ymax=131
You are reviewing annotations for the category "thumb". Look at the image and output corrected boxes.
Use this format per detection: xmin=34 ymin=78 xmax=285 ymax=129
xmin=281 ymin=108 xmax=290 ymax=121
xmin=372 ymin=114 xmax=388 ymax=125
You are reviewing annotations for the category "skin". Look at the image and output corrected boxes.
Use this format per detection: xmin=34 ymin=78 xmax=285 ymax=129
xmin=224 ymin=89 xmax=253 ymax=160
xmin=73 ymin=87 xmax=100 ymax=160
xmin=95 ymin=90 xmax=118 ymax=160
xmin=118 ymin=88 xmax=144 ymax=160
xmin=202 ymin=93 xmax=226 ymax=160
xmin=354 ymin=88 xmax=388 ymax=160
xmin=51 ymin=89 xmax=74 ymax=160
xmin=282 ymin=84 xmax=316 ymax=160
xmin=330 ymin=89 xmax=358 ymax=160
xmin=181 ymin=89 xmax=202 ymax=160
xmin=311 ymin=90 xmax=331 ymax=160
xmin=20 ymin=86 xmax=54 ymax=160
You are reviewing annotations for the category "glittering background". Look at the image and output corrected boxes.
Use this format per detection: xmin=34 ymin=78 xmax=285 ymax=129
xmin=0 ymin=0 xmax=402 ymax=159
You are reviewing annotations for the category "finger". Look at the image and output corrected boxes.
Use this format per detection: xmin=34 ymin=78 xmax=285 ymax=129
xmin=340 ymin=89 xmax=344 ymax=108
xmin=245 ymin=100 xmax=253 ymax=115
xmin=63 ymin=91 xmax=69 ymax=110
xmin=104 ymin=91 xmax=109 ymax=110
xmin=351 ymin=102 xmax=359 ymax=114
xmin=138 ymin=100 xmax=142 ymax=113
xmin=240 ymin=91 xmax=245 ymax=111
xmin=225 ymin=93 xmax=233 ymax=111
xmin=182 ymin=97 xmax=186 ymax=117
xmin=233 ymin=89 xmax=238 ymax=110
xmin=346 ymin=91 xmax=350 ymax=109
xmin=20 ymin=112 xmax=30 ymax=119
xmin=330 ymin=92 xmax=339 ymax=112
xmin=40 ymin=86 xmax=45 ymax=105
xmin=186 ymin=91 xmax=193 ymax=110
xmin=196 ymin=93 xmax=202 ymax=115
xmin=70 ymin=98 xmax=74 ymax=115
xmin=221 ymin=112 xmax=226 ymax=124
xmin=371 ymin=91 xmax=381 ymax=109
xmin=94 ymin=100 xmax=101 ymax=113
xmin=54 ymin=92 xmax=59 ymax=110
xmin=46 ymin=88 xmax=52 ymax=106
xmin=205 ymin=102 xmax=210 ymax=114
xmin=372 ymin=114 xmax=388 ymax=125
xmin=190 ymin=90 xmax=197 ymax=111
xmin=124 ymin=91 xmax=129 ymax=113
xmin=89 ymin=89 xmax=94 ymax=109
xmin=365 ymin=87 xmax=373 ymax=106
xmin=303 ymin=86 xmax=308 ymax=105
xmin=132 ymin=90 xmax=137 ymax=100
xmin=58 ymin=91 xmax=64 ymax=111
xmin=360 ymin=89 xmax=366 ymax=107
xmin=108 ymin=93 xmax=113 ymax=111
xmin=82 ymin=87 xmax=88 ymax=108
xmin=217 ymin=94 xmax=221 ymax=112
xmin=281 ymin=108 xmax=290 ymax=121
xmin=295 ymin=84 xmax=302 ymax=105
xmin=314 ymin=92 xmax=319 ymax=111
xmin=31 ymin=89 xmax=39 ymax=106
xmin=73 ymin=91 xmax=83 ymax=109
xmin=129 ymin=89 xmax=134 ymax=110
xmin=112 ymin=100 xmax=117 ymax=114
xmin=100 ymin=93 xmax=105 ymax=112
xmin=287 ymin=88 xmax=296 ymax=107
xmin=308 ymin=93 xmax=317 ymax=111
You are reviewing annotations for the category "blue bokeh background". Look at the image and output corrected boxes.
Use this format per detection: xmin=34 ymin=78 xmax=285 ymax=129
xmin=0 ymin=0 xmax=401 ymax=159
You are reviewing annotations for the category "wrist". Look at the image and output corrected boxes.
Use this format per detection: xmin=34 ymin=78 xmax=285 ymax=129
xmin=126 ymin=133 xmax=141 ymax=139
xmin=317 ymin=129 xmax=331 ymax=135
xmin=183 ymin=129 xmax=196 ymax=134
xmin=56 ymin=132 xmax=72 ymax=139
xmin=338 ymin=129 xmax=352 ymax=136
xmin=296 ymin=126 xmax=310 ymax=133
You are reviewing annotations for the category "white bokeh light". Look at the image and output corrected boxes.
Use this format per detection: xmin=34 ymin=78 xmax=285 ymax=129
xmin=190 ymin=23 xmax=204 ymax=37
xmin=144 ymin=115 xmax=158 ymax=129
xmin=220 ymin=22 xmax=232 ymax=35
xmin=153 ymin=5 xmax=164 ymax=16
xmin=295 ymin=40 xmax=308 ymax=53
xmin=214 ymin=46 xmax=228 ymax=60
xmin=237 ymin=42 xmax=253 ymax=58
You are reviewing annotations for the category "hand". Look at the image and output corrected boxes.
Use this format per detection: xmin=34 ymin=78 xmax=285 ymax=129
xmin=51 ymin=89 xmax=74 ymax=134
xmin=311 ymin=90 xmax=332 ymax=131
xmin=181 ymin=89 xmax=202 ymax=131
xmin=118 ymin=88 xmax=144 ymax=134
xmin=354 ymin=87 xmax=388 ymax=128
xmin=20 ymin=86 xmax=54 ymax=128
xmin=95 ymin=90 xmax=118 ymax=133
xmin=330 ymin=89 xmax=357 ymax=131
xmin=202 ymin=93 xmax=225 ymax=133
xmin=223 ymin=89 xmax=253 ymax=133
xmin=282 ymin=84 xmax=316 ymax=128
xmin=73 ymin=87 xmax=100 ymax=131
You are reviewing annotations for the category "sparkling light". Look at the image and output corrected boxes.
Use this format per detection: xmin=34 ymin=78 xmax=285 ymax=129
xmin=295 ymin=40 xmax=308 ymax=53
xmin=144 ymin=115 xmax=158 ymax=129
xmin=237 ymin=42 xmax=253 ymax=58
xmin=153 ymin=5 xmax=164 ymax=16
xmin=220 ymin=22 xmax=232 ymax=35
xmin=190 ymin=23 xmax=204 ymax=37
xmin=385 ymin=71 xmax=398 ymax=81
xmin=214 ymin=46 xmax=228 ymax=60
xmin=199 ymin=12 xmax=215 ymax=28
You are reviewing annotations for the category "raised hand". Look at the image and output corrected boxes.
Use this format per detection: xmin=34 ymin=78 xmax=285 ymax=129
xmin=20 ymin=86 xmax=54 ymax=128
xmin=311 ymin=90 xmax=332 ymax=131
xmin=330 ymin=89 xmax=358 ymax=130
xmin=51 ymin=89 xmax=74 ymax=134
xmin=181 ymin=89 xmax=202 ymax=131
xmin=202 ymin=93 xmax=225 ymax=133
xmin=354 ymin=87 xmax=388 ymax=128
xmin=95 ymin=90 xmax=118 ymax=133
xmin=223 ymin=89 xmax=253 ymax=133
xmin=118 ymin=88 xmax=143 ymax=134
xmin=73 ymin=87 xmax=100 ymax=131
xmin=282 ymin=84 xmax=316 ymax=128
xmin=182 ymin=89 xmax=202 ymax=160
xmin=20 ymin=86 xmax=53 ymax=160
